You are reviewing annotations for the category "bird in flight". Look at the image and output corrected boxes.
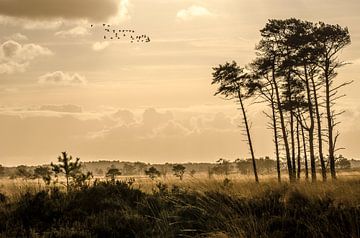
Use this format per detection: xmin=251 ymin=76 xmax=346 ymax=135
xmin=89 ymin=23 xmax=151 ymax=44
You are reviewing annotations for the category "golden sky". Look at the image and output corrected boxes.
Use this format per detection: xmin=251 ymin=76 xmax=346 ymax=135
xmin=0 ymin=0 xmax=359 ymax=166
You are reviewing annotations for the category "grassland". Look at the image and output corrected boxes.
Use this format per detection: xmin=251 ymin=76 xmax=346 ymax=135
xmin=0 ymin=173 xmax=360 ymax=237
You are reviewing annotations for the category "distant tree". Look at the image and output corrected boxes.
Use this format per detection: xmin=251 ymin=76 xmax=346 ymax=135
xmin=172 ymin=164 xmax=186 ymax=180
xmin=106 ymin=166 xmax=122 ymax=181
xmin=213 ymin=158 xmax=231 ymax=176
xmin=123 ymin=163 xmax=136 ymax=175
xmin=160 ymin=166 xmax=168 ymax=178
xmin=134 ymin=162 xmax=147 ymax=175
xmin=15 ymin=165 xmax=33 ymax=179
xmin=34 ymin=166 xmax=52 ymax=185
xmin=145 ymin=166 xmax=161 ymax=180
xmin=74 ymin=171 xmax=93 ymax=188
xmin=189 ymin=169 xmax=196 ymax=177
xmin=235 ymin=159 xmax=252 ymax=175
xmin=0 ymin=165 xmax=4 ymax=177
xmin=95 ymin=168 xmax=104 ymax=176
xmin=336 ymin=155 xmax=351 ymax=170
xmin=51 ymin=151 xmax=82 ymax=192
xmin=207 ymin=167 xmax=214 ymax=179
xmin=255 ymin=156 xmax=277 ymax=174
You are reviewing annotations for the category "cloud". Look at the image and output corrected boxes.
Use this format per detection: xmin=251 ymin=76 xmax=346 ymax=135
xmin=38 ymin=71 xmax=87 ymax=85
xmin=176 ymin=5 xmax=213 ymax=21
xmin=39 ymin=104 xmax=83 ymax=113
xmin=154 ymin=121 xmax=190 ymax=137
xmin=143 ymin=108 xmax=173 ymax=128
xmin=4 ymin=33 xmax=28 ymax=41
xmin=0 ymin=106 xmax=285 ymax=165
xmin=0 ymin=0 xmax=123 ymax=22
xmin=200 ymin=113 xmax=236 ymax=130
xmin=108 ymin=0 xmax=131 ymax=24
xmin=0 ymin=0 xmax=130 ymax=30
xmin=82 ymin=108 xmax=244 ymax=162
xmin=55 ymin=26 xmax=90 ymax=38
xmin=0 ymin=40 xmax=52 ymax=74
xmin=0 ymin=16 xmax=64 ymax=30
xmin=0 ymin=112 xmax=117 ymax=165
xmin=1 ymin=40 xmax=52 ymax=60
xmin=92 ymin=41 xmax=110 ymax=51
xmin=113 ymin=109 xmax=135 ymax=124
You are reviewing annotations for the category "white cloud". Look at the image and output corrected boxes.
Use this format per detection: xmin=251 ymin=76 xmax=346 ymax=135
xmin=92 ymin=41 xmax=110 ymax=51
xmin=176 ymin=5 xmax=213 ymax=21
xmin=154 ymin=121 xmax=191 ymax=137
xmin=0 ymin=61 xmax=27 ymax=74
xmin=55 ymin=26 xmax=90 ymax=38
xmin=38 ymin=71 xmax=87 ymax=85
xmin=113 ymin=109 xmax=135 ymax=124
xmin=39 ymin=104 xmax=83 ymax=113
xmin=4 ymin=33 xmax=28 ymax=41
xmin=0 ymin=40 xmax=52 ymax=74
xmin=108 ymin=0 xmax=131 ymax=24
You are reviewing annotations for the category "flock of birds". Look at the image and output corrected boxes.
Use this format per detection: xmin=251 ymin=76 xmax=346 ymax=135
xmin=90 ymin=24 xmax=150 ymax=43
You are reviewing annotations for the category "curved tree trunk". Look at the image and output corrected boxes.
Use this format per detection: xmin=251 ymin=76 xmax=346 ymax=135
xmin=238 ymin=90 xmax=259 ymax=183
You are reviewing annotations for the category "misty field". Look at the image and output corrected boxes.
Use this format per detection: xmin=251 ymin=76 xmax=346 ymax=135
xmin=1 ymin=173 xmax=360 ymax=238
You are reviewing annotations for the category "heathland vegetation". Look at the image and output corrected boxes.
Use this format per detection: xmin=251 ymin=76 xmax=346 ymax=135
xmin=0 ymin=150 xmax=360 ymax=237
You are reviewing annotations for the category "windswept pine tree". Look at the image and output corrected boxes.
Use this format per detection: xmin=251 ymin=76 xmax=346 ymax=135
xmin=313 ymin=22 xmax=351 ymax=179
xmin=212 ymin=61 xmax=259 ymax=183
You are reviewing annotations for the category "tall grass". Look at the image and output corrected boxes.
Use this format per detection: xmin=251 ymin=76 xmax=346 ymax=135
xmin=0 ymin=176 xmax=359 ymax=237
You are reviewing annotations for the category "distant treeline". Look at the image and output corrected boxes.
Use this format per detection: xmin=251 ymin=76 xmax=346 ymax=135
xmin=0 ymin=156 xmax=355 ymax=180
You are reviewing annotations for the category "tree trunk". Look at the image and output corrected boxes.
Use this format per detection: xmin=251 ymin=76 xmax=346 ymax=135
xmin=286 ymin=71 xmax=296 ymax=178
xmin=304 ymin=65 xmax=317 ymax=182
xmin=290 ymin=113 xmax=296 ymax=177
xmin=272 ymin=64 xmax=294 ymax=182
xmin=310 ymin=75 xmax=327 ymax=181
xmin=271 ymin=99 xmax=281 ymax=183
xmin=238 ymin=90 xmax=259 ymax=183
xmin=296 ymin=120 xmax=301 ymax=180
xmin=324 ymin=59 xmax=336 ymax=179
xmin=301 ymin=122 xmax=309 ymax=180
xmin=66 ymin=175 xmax=69 ymax=192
